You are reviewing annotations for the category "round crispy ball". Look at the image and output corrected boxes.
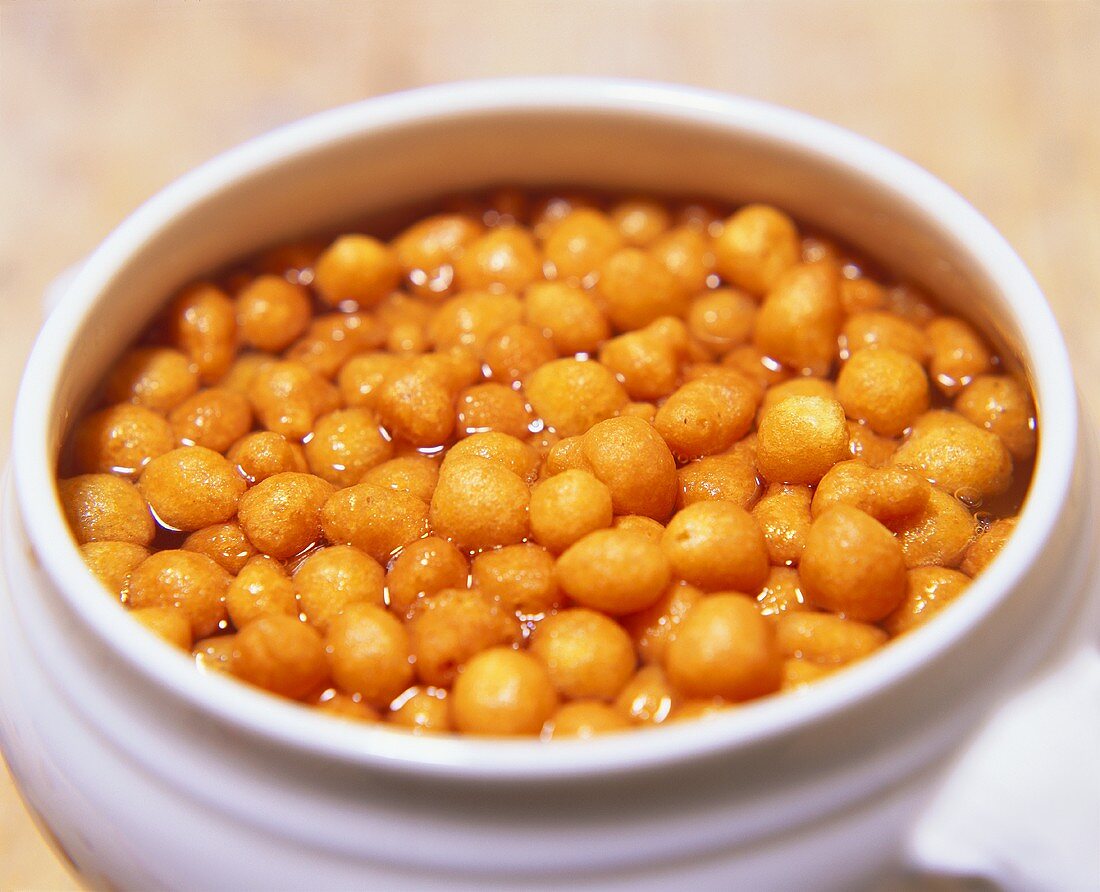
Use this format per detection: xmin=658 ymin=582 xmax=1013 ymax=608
xmin=126 ymin=549 xmax=231 ymax=638
xmin=529 ymin=469 xmax=613 ymax=552
xmin=326 ymin=602 xmax=414 ymax=708
xmin=661 ymin=502 xmax=769 ymax=593
xmin=451 ymin=647 xmax=559 ymax=736
xmin=530 ymin=608 xmax=636 ymax=700
xmin=556 ymin=528 xmax=671 ymax=615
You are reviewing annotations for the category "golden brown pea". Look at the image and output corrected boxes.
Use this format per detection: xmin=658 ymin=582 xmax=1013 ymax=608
xmin=326 ymin=602 xmax=414 ymax=709
xmin=962 ymin=517 xmax=1017 ymax=576
xmin=661 ymin=502 xmax=770 ymax=593
xmin=665 ymin=593 xmax=782 ymax=701
xmin=138 ymin=446 xmax=247 ymax=532
xmin=556 ymin=528 xmax=671 ymax=615
xmin=836 ymin=348 xmax=930 ymax=437
xmin=225 ymin=555 xmax=298 ymax=629
xmin=954 ymin=375 xmax=1037 ymax=461
xmin=127 ymin=550 xmax=231 ymax=638
xmin=104 ymin=347 xmax=200 ymax=414
xmin=59 ymin=474 xmax=155 ymax=546
xmin=523 ymin=281 xmax=610 ymax=355
xmin=166 ymin=283 xmax=237 ymax=384
xmin=80 ymin=541 xmax=150 ymax=597
xmin=130 ymin=606 xmax=193 ymax=650
xmin=526 ymin=358 xmax=627 ymax=437
xmin=312 ymin=234 xmax=401 ymax=308
xmin=529 ymin=469 xmax=614 ymax=553
xmin=800 ymin=505 xmax=907 ymax=622
xmin=168 ymin=388 xmax=253 ymax=453
xmin=236 ymin=276 xmax=312 ymax=352
xmin=71 ymin=404 xmax=175 ymax=476
xmin=233 ymin=615 xmax=330 ymax=700
xmin=542 ymin=208 xmax=624 ymax=281
xmin=614 ymin=665 xmax=679 ymax=725
xmin=407 ymin=588 xmax=518 ymax=687
xmin=752 ymin=484 xmax=813 ymax=566
xmin=429 ymin=456 xmax=530 ymax=551
xmin=182 ymin=522 xmax=256 ymax=575
xmin=470 ymin=543 xmax=561 ymax=616
xmin=621 ymin=582 xmax=703 ymax=666
xmin=774 ymin=612 xmax=887 ymax=665
xmin=451 ymin=647 xmax=558 ymax=737
xmin=581 ymin=416 xmax=678 ymax=521
xmin=294 ymin=545 xmax=385 ymax=633
xmin=545 ymin=701 xmax=631 ymax=738
xmin=756 ymin=396 xmax=850 ymax=485
xmin=237 ymin=472 xmax=335 ymax=560
xmin=713 ymin=204 xmax=800 ymax=296
xmin=884 ymin=567 xmax=970 ymax=635
xmin=385 ymin=536 xmax=469 ymax=615
xmin=597 ymin=247 xmax=687 ymax=332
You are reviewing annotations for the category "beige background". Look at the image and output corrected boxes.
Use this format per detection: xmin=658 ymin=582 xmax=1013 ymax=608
xmin=1 ymin=1 xmax=1098 ymax=888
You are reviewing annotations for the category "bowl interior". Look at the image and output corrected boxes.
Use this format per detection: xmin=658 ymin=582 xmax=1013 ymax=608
xmin=15 ymin=80 xmax=1077 ymax=780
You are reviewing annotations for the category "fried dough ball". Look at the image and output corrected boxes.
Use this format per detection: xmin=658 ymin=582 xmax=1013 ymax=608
xmin=756 ymin=377 xmax=835 ymax=418
xmin=454 ymin=226 xmax=542 ymax=292
xmin=780 ymin=658 xmax=835 ymax=691
xmin=529 ymin=469 xmax=614 ymax=552
xmin=429 ymin=456 xmax=530 ymax=550
xmin=545 ymin=701 xmax=631 ymax=738
xmin=455 ymin=382 xmax=532 ymax=439
xmin=237 ymin=472 xmax=335 ymax=560
xmin=665 ymin=593 xmax=782 ymax=700
xmin=891 ymin=410 xmax=1013 ymax=501
xmin=581 ymin=416 xmax=678 ymax=521
xmin=621 ymin=582 xmax=703 ymax=665
xmin=315 ymin=691 xmax=381 ymax=723
xmin=523 ymin=282 xmax=610 ymax=355
xmin=236 ymin=275 xmax=312 ymax=351
xmin=926 ymin=316 xmax=992 ymax=396
xmin=286 ymin=311 xmax=385 ymax=379
xmin=337 ymin=353 xmax=403 ymax=410
xmin=611 ymin=198 xmax=671 ymax=247
xmin=104 ymin=347 xmax=200 ymax=414
xmin=752 ymin=484 xmax=813 ymax=566
xmin=326 ymin=603 xmax=414 ymax=708
xmin=598 ymin=325 xmax=682 ymax=401
xmin=452 ymin=647 xmax=558 ymax=736
xmin=294 ymin=545 xmax=385 ymax=632
xmin=755 ymin=566 xmax=809 ymax=617
xmin=361 ymin=455 xmax=441 ymax=502
xmin=774 ymin=612 xmax=887 ymax=665
xmin=248 ymin=360 xmax=339 ymax=441
xmin=526 ymin=358 xmax=627 ymax=437
xmin=427 ymin=290 xmax=524 ymax=354
xmin=597 ymin=247 xmax=687 ymax=331
xmin=182 ymin=522 xmax=256 ymax=575
xmin=542 ymin=208 xmax=623 ymax=281
xmin=754 ymin=262 xmax=843 ymax=376
xmin=313 ymin=234 xmax=400 ymax=308
xmin=193 ymin=634 xmax=238 ymax=674
xmin=612 ymin=515 xmax=666 ymax=543
xmin=130 ymin=606 xmax=193 ymax=649
xmin=219 ymin=353 xmax=275 ymax=396
xmin=167 ymin=388 xmax=252 ymax=454
xmin=166 ymin=283 xmax=237 ymax=384
xmin=651 ymin=225 xmax=715 ymax=295
xmin=954 ymin=375 xmax=1037 ymax=461
xmin=713 ymin=204 xmax=800 ymax=296
xmin=471 ymin=543 xmax=561 ymax=615
xmin=883 ymin=567 xmax=970 ymax=635
xmin=756 ymin=396 xmax=850 ymax=485
xmin=530 ymin=608 xmax=635 ymax=701
xmin=655 ymin=376 xmax=758 ymax=460
xmin=127 ymin=550 xmax=231 ymax=638
xmin=138 ymin=447 xmax=247 ymax=531
xmin=811 ymin=461 xmax=931 ymax=523
xmin=305 ymin=408 xmax=393 ymax=488
xmin=556 ymin=528 xmax=671 ymax=615
xmin=836 ymin=348 xmax=930 ymax=437
xmin=225 ymin=555 xmax=298 ymax=629
xmin=838 ymin=276 xmax=887 ymax=314
xmin=80 ymin=541 xmax=150 ymax=598
xmin=722 ymin=344 xmax=792 ymax=390
xmin=388 ymin=687 xmax=452 ymax=734
xmin=615 ymin=665 xmax=679 ymax=725
xmin=375 ymin=361 xmax=455 ymax=448
xmin=842 ymin=311 xmax=929 ymax=362
xmin=847 ymin=421 xmax=897 ymax=467
xmin=677 ymin=445 xmax=761 ymax=511
xmin=890 ymin=487 xmax=977 ymax=569
xmin=393 ymin=212 xmax=482 ymax=297
xmin=407 ymin=588 xmax=518 ymax=687
xmin=233 ymin=615 xmax=329 ymax=699
xmin=321 ymin=483 xmax=429 ymax=562
xmin=227 ymin=431 xmax=306 ymax=485
xmin=443 ymin=431 xmax=541 ymax=483
xmin=800 ymin=505 xmax=907 ymax=622
xmin=59 ymin=474 xmax=154 ymax=545
xmin=483 ymin=323 xmax=557 ymax=384
xmin=661 ymin=501 xmax=769 ymax=593
xmin=687 ymin=288 xmax=757 ymax=356
xmin=71 ymin=404 xmax=175 ymax=475
xmin=385 ymin=536 xmax=468 ymax=615
xmin=962 ymin=517 xmax=1017 ymax=576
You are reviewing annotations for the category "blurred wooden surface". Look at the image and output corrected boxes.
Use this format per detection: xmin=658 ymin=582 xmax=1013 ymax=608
xmin=1 ymin=1 xmax=1098 ymax=887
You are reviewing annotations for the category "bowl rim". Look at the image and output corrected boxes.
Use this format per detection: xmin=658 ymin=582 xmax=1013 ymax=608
xmin=11 ymin=76 xmax=1078 ymax=782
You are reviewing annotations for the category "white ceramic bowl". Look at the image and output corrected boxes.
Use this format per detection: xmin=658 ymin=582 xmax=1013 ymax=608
xmin=2 ymin=78 xmax=1096 ymax=890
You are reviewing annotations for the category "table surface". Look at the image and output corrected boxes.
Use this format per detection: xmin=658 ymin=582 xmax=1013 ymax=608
xmin=1 ymin=1 xmax=1098 ymax=888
